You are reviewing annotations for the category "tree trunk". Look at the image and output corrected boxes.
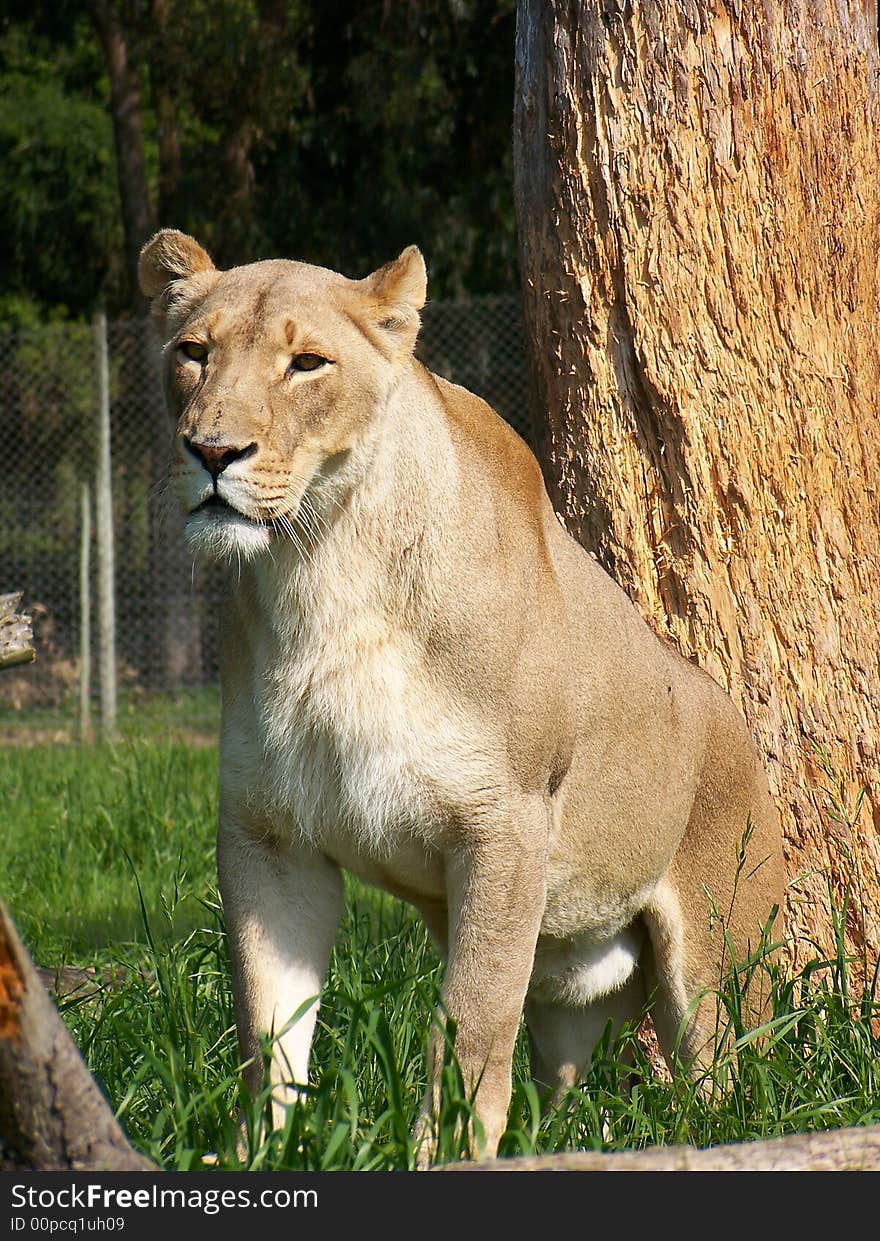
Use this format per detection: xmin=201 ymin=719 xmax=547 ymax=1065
xmin=513 ymin=0 xmax=880 ymax=975
xmin=90 ymin=0 xmax=154 ymax=317
xmin=218 ymin=118 xmax=258 ymax=256
xmin=212 ymin=0 xmax=287 ymax=263
xmin=150 ymin=0 xmax=183 ymax=225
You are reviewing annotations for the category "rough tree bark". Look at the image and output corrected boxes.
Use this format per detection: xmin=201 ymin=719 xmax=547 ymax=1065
xmin=514 ymin=0 xmax=880 ymax=975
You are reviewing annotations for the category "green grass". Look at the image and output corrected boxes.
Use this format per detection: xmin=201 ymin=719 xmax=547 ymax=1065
xmin=0 ymin=734 xmax=218 ymax=955
xmin=0 ymin=684 xmax=221 ymax=748
xmin=1 ymin=723 xmax=878 ymax=1170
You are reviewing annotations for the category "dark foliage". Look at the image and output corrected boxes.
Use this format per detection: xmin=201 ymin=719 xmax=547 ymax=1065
xmin=0 ymin=0 xmax=517 ymax=323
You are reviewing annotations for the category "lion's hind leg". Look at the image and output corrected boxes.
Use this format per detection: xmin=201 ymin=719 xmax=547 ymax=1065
xmin=525 ymin=925 xmax=647 ymax=1098
xmin=641 ymin=721 xmax=784 ymax=1079
xmin=639 ymin=877 xmax=711 ymax=1072
xmin=641 ymin=863 xmax=781 ymax=1082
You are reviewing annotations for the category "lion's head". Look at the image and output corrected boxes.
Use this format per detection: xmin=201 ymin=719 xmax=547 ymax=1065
xmin=138 ymin=230 xmax=427 ymax=562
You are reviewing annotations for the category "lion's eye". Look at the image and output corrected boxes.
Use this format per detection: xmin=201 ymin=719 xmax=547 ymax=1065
xmin=178 ymin=340 xmax=208 ymax=362
xmin=288 ymin=353 xmax=329 ymax=373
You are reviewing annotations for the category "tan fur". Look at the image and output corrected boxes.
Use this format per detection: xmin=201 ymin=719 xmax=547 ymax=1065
xmin=139 ymin=229 xmax=785 ymax=1163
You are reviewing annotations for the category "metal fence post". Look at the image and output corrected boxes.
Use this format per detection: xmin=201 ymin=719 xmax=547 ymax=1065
xmin=79 ymin=482 xmax=92 ymax=741
xmin=94 ymin=311 xmax=117 ymax=739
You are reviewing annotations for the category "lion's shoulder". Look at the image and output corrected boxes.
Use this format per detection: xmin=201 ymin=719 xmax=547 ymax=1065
xmin=420 ymin=365 xmax=549 ymax=524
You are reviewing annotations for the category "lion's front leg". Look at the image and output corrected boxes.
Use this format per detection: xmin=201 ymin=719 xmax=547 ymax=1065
xmin=217 ymin=821 xmax=343 ymax=1134
xmin=416 ymin=797 xmax=549 ymax=1165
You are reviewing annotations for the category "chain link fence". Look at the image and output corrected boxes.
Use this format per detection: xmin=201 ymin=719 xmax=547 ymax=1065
xmin=0 ymin=295 xmax=533 ymax=716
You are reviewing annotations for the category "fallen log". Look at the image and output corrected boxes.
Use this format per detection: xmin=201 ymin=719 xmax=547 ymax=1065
xmin=450 ymin=1124 xmax=880 ymax=1172
xmin=0 ymin=593 xmax=35 ymax=671
xmin=0 ymin=900 xmax=154 ymax=1171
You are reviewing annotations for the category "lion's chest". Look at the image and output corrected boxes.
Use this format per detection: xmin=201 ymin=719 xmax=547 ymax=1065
xmin=242 ymin=611 xmax=452 ymax=861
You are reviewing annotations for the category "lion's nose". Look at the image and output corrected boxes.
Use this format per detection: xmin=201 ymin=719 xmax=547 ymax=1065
xmin=182 ymin=436 xmax=257 ymax=480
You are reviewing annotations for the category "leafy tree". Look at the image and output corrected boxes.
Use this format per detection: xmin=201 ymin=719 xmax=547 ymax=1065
xmin=0 ymin=13 xmax=123 ymax=321
xmin=0 ymin=0 xmax=518 ymax=323
xmin=255 ymin=0 xmax=519 ymax=292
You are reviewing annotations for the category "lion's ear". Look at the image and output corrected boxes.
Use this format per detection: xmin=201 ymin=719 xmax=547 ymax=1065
xmin=138 ymin=229 xmax=217 ymax=301
xmin=362 ymin=246 xmax=427 ymax=351
xmin=368 ymin=246 xmax=427 ymax=313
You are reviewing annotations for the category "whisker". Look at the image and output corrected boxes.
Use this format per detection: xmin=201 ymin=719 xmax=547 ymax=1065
xmin=288 ymin=474 xmax=340 ymax=535
xmin=301 ymin=491 xmax=331 ymax=539
xmin=269 ymin=506 xmax=312 ymax=567
xmin=257 ymin=464 xmax=351 ymax=574
xmin=299 ymin=498 xmax=326 ymax=551
xmin=284 ymin=517 xmax=313 ymax=566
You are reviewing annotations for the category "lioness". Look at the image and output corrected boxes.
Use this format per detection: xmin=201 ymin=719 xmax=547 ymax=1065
xmin=139 ymin=230 xmax=784 ymax=1162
